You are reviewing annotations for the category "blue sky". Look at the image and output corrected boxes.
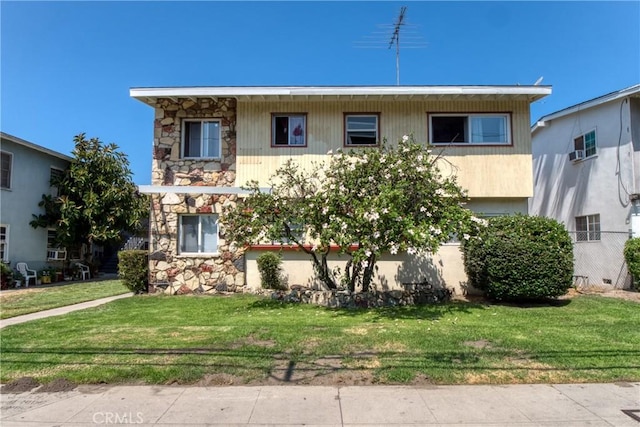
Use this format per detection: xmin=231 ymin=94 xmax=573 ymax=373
xmin=1 ymin=1 xmax=638 ymax=184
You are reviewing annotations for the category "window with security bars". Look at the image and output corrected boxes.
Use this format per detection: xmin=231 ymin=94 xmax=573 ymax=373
xmin=575 ymin=214 xmax=600 ymax=242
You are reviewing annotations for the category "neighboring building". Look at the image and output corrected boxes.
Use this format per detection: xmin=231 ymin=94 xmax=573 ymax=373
xmin=530 ymin=84 xmax=640 ymax=289
xmin=131 ymin=85 xmax=551 ymax=295
xmin=0 ymin=132 xmax=72 ymax=271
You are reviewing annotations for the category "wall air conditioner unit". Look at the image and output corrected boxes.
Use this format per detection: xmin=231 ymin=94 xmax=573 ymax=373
xmin=568 ymin=150 xmax=585 ymax=162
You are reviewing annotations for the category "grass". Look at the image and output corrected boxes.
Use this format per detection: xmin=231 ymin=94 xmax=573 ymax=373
xmin=0 ymin=294 xmax=638 ymax=385
xmin=0 ymin=280 xmax=129 ymax=319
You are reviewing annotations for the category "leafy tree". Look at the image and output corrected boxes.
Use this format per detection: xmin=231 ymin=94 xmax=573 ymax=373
xmin=31 ymin=133 xmax=148 ymax=261
xmin=223 ymin=135 xmax=481 ymax=292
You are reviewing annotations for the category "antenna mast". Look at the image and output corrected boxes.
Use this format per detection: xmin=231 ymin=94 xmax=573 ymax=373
xmin=389 ymin=6 xmax=407 ymax=86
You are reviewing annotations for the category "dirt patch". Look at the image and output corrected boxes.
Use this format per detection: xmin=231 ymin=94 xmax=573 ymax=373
xmin=463 ymin=339 xmax=493 ymax=349
xmin=1 ymin=377 xmax=40 ymax=393
xmin=231 ymin=335 xmax=276 ymax=349
xmin=35 ymin=378 xmax=77 ymax=393
xmin=195 ymin=373 xmax=241 ymax=386
xmin=562 ymin=288 xmax=640 ymax=302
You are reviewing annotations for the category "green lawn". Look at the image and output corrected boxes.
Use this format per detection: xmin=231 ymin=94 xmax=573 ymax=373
xmin=0 ymin=294 xmax=638 ymax=385
xmin=0 ymin=280 xmax=129 ymax=319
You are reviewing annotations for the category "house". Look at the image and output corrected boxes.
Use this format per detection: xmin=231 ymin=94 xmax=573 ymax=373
xmin=0 ymin=132 xmax=72 ymax=272
xmin=530 ymin=84 xmax=640 ymax=289
xmin=131 ymin=85 xmax=551 ymax=295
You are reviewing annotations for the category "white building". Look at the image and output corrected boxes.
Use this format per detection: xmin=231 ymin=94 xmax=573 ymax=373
xmin=530 ymin=84 xmax=640 ymax=289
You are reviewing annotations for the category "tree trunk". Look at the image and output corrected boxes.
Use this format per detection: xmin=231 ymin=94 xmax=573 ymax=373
xmin=361 ymin=254 xmax=376 ymax=293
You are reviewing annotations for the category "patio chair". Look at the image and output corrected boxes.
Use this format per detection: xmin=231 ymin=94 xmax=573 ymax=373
xmin=76 ymin=263 xmax=90 ymax=280
xmin=16 ymin=262 xmax=37 ymax=287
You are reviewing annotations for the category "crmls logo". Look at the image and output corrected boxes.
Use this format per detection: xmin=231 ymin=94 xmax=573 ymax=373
xmin=92 ymin=412 xmax=144 ymax=424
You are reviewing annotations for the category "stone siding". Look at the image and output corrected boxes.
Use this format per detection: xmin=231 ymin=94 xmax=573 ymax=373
xmin=152 ymin=97 xmax=237 ymax=186
xmin=148 ymin=97 xmax=245 ymax=294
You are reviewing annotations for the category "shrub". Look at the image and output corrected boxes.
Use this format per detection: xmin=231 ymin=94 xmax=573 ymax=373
xmin=623 ymin=238 xmax=640 ymax=289
xmin=462 ymin=215 xmax=573 ymax=301
xmin=256 ymin=252 xmax=287 ymax=290
xmin=118 ymin=250 xmax=148 ymax=294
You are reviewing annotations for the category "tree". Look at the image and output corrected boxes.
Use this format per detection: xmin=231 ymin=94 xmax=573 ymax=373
xmin=223 ymin=135 xmax=481 ymax=292
xmin=31 ymin=133 xmax=148 ymax=262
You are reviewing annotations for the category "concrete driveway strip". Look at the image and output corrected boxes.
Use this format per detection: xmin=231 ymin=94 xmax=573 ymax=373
xmin=0 ymin=293 xmax=132 ymax=329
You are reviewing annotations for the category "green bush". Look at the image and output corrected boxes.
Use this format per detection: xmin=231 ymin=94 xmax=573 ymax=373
xmin=118 ymin=250 xmax=148 ymax=294
xmin=256 ymin=252 xmax=287 ymax=290
xmin=623 ymin=238 xmax=640 ymax=289
xmin=462 ymin=215 xmax=573 ymax=301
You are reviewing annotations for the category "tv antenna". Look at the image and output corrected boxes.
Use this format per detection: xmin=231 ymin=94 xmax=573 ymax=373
xmin=353 ymin=6 xmax=427 ymax=85
xmin=389 ymin=6 xmax=407 ymax=86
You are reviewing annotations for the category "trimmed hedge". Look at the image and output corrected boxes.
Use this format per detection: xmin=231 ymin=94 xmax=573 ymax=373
xmin=118 ymin=250 xmax=148 ymax=294
xmin=256 ymin=252 xmax=287 ymax=290
xmin=462 ymin=215 xmax=573 ymax=301
xmin=623 ymin=237 xmax=640 ymax=289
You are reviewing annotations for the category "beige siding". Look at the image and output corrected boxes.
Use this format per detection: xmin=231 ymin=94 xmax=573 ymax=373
xmin=236 ymin=99 xmax=532 ymax=197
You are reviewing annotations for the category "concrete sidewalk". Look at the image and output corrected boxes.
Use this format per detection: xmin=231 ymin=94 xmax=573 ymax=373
xmin=0 ymin=293 xmax=132 ymax=329
xmin=1 ymin=382 xmax=639 ymax=426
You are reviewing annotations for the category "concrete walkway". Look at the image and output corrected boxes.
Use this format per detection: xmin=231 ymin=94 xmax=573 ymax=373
xmin=0 ymin=293 xmax=132 ymax=329
xmin=1 ymin=382 xmax=638 ymax=426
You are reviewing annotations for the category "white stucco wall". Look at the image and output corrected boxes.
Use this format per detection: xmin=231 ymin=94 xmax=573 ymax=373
xmin=530 ymin=96 xmax=638 ymax=288
xmin=0 ymin=137 xmax=70 ymax=271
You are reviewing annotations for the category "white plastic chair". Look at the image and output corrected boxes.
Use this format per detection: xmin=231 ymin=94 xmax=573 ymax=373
xmin=16 ymin=262 xmax=37 ymax=287
xmin=76 ymin=263 xmax=90 ymax=280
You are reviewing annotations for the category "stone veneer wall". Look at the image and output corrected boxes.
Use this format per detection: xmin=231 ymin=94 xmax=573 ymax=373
xmin=148 ymin=97 xmax=246 ymax=294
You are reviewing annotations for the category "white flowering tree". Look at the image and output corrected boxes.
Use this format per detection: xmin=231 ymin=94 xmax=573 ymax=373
xmin=223 ymin=135 xmax=481 ymax=292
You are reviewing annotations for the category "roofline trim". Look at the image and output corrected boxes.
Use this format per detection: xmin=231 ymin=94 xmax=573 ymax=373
xmin=0 ymin=132 xmax=73 ymax=162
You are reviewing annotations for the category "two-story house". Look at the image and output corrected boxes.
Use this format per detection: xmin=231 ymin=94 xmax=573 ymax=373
xmin=131 ymin=85 xmax=551 ymax=295
xmin=530 ymin=84 xmax=640 ymax=289
xmin=0 ymin=132 xmax=72 ymax=272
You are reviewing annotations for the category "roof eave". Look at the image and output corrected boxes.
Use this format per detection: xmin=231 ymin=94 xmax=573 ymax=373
xmin=0 ymin=132 xmax=73 ymax=162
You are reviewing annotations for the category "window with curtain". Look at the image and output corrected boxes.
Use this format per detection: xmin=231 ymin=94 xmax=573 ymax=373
xmin=183 ymin=120 xmax=221 ymax=158
xmin=272 ymin=114 xmax=307 ymax=146
xmin=179 ymin=215 xmax=219 ymax=254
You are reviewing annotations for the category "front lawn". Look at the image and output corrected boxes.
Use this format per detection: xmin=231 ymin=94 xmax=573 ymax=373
xmin=0 ymin=294 xmax=638 ymax=385
xmin=0 ymin=280 xmax=129 ymax=319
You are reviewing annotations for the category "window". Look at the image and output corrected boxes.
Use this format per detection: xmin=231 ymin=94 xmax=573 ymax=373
xmin=273 ymin=222 xmax=305 ymax=245
xmin=179 ymin=215 xmax=218 ymax=254
xmin=574 ymin=130 xmax=597 ymax=158
xmin=576 ymin=214 xmax=600 ymax=242
xmin=1 ymin=151 xmax=12 ymax=189
xmin=272 ymin=114 xmax=306 ymax=146
xmin=345 ymin=114 xmax=379 ymax=146
xmin=0 ymin=225 xmax=8 ymax=262
xmin=182 ymin=120 xmax=221 ymax=158
xmin=430 ymin=114 xmax=510 ymax=144
xmin=50 ymin=167 xmax=64 ymax=196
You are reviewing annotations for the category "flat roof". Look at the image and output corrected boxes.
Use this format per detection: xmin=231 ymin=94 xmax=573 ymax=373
xmin=130 ymin=85 xmax=552 ymax=105
xmin=0 ymin=132 xmax=72 ymax=162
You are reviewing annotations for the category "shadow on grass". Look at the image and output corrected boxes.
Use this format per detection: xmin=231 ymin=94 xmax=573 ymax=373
xmin=248 ymin=298 xmax=488 ymax=321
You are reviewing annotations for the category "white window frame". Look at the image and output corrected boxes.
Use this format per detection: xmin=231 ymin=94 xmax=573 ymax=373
xmin=1 ymin=151 xmax=13 ymax=190
xmin=345 ymin=114 xmax=379 ymax=147
xmin=181 ymin=119 xmax=222 ymax=159
xmin=0 ymin=224 xmax=8 ymax=262
xmin=178 ymin=214 xmax=219 ymax=255
xmin=573 ymin=129 xmax=597 ymax=159
xmin=271 ymin=114 xmax=307 ymax=147
xmin=575 ymin=214 xmax=601 ymax=242
xmin=429 ymin=113 xmax=511 ymax=145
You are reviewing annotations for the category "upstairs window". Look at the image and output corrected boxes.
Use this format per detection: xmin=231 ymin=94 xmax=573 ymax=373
xmin=50 ymin=167 xmax=64 ymax=196
xmin=1 ymin=151 xmax=12 ymax=189
xmin=345 ymin=114 xmax=379 ymax=146
xmin=575 ymin=214 xmax=600 ymax=242
xmin=179 ymin=214 xmax=218 ymax=254
xmin=272 ymin=114 xmax=306 ymax=147
xmin=430 ymin=114 xmax=510 ymax=145
xmin=574 ymin=130 xmax=597 ymax=158
xmin=182 ymin=120 xmax=221 ymax=159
